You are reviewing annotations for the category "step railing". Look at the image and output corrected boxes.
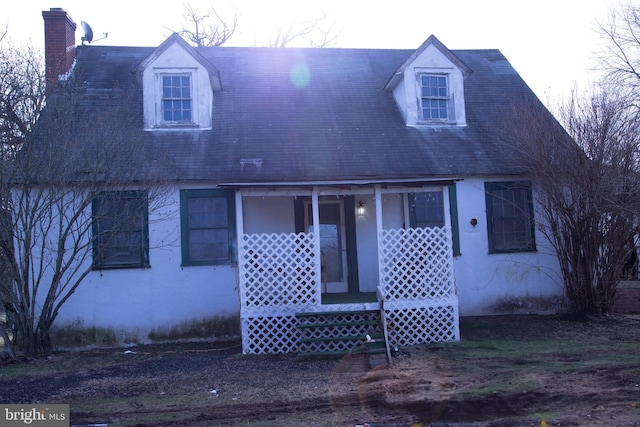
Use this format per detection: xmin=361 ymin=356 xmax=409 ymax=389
xmin=376 ymin=286 xmax=393 ymax=364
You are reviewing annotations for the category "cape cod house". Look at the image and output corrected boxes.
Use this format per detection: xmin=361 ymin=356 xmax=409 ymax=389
xmin=39 ymin=8 xmax=564 ymax=355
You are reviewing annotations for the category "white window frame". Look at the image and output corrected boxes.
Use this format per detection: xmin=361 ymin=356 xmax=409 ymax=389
xmin=418 ymin=72 xmax=451 ymax=123
xmin=154 ymin=68 xmax=199 ymax=128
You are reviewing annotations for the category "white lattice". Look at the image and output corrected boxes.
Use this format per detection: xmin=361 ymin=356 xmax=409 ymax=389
xmin=239 ymin=232 xmax=321 ymax=354
xmin=384 ymin=303 xmax=459 ymax=346
xmin=377 ymin=226 xmax=459 ymax=348
xmin=242 ymin=315 xmax=300 ymax=354
xmin=379 ymin=227 xmax=455 ymax=301
xmin=239 ymin=225 xmax=460 ymax=354
xmin=240 ymin=232 xmax=319 ymax=308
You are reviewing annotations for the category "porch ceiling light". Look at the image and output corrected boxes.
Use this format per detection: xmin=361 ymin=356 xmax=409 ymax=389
xmin=357 ymin=201 xmax=365 ymax=217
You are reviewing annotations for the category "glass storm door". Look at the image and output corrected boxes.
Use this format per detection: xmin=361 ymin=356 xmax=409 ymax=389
xmin=306 ymin=200 xmax=349 ymax=293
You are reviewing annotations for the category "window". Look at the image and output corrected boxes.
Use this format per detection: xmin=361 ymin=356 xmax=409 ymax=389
xmin=162 ymin=75 xmax=192 ymax=123
xmin=485 ymin=181 xmax=536 ymax=253
xmin=92 ymin=191 xmax=149 ymax=269
xmin=409 ymin=188 xmax=460 ymax=256
xmin=420 ymin=74 xmax=449 ymax=120
xmin=180 ymin=189 xmax=236 ymax=266
xmin=410 ymin=191 xmax=445 ymax=228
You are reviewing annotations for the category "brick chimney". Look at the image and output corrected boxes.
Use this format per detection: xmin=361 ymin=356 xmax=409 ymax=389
xmin=42 ymin=8 xmax=77 ymax=95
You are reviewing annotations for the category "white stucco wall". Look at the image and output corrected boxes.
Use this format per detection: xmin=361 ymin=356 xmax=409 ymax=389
xmin=52 ymin=179 xmax=565 ymax=343
xmin=452 ymin=177 xmax=563 ymax=315
xmin=242 ymin=196 xmax=295 ymax=234
xmin=55 ymin=188 xmax=239 ymax=341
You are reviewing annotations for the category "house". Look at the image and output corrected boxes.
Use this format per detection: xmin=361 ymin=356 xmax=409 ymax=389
xmin=39 ymin=8 xmax=564 ymax=354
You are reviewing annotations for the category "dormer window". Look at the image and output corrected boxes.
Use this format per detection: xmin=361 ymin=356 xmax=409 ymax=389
xmin=162 ymin=74 xmax=192 ymax=124
xmin=384 ymin=35 xmax=469 ymax=128
xmin=148 ymin=69 xmax=202 ymax=129
xmin=135 ymin=33 xmax=220 ymax=131
xmin=421 ymin=74 xmax=449 ymax=121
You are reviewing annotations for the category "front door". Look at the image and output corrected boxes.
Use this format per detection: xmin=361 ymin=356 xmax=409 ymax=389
xmin=305 ymin=200 xmax=349 ymax=293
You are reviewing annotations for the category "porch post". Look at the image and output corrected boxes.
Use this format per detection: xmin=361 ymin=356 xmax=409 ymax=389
xmin=374 ymin=185 xmax=384 ymax=295
xmin=235 ymin=189 xmax=246 ymax=352
xmin=235 ymin=190 xmax=245 ymax=238
xmin=442 ymin=185 xmax=452 ymax=229
xmin=235 ymin=190 xmax=245 ymax=306
xmin=311 ymin=187 xmax=322 ymax=305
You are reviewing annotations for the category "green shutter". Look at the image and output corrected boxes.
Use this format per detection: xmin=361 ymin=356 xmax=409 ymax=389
xmin=448 ymin=184 xmax=461 ymax=256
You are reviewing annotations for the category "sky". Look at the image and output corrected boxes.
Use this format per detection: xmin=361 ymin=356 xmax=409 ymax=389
xmin=2 ymin=0 xmax=628 ymax=105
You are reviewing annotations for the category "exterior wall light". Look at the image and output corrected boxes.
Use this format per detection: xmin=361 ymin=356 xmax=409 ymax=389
xmin=357 ymin=201 xmax=365 ymax=217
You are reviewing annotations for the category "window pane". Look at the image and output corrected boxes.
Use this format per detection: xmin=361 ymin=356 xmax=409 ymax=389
xmin=182 ymin=101 xmax=192 ymax=120
xmin=188 ymin=197 xmax=228 ymax=228
xmin=182 ymin=191 xmax=234 ymax=265
xmin=189 ymin=229 xmax=229 ymax=262
xmin=420 ymin=74 xmax=449 ymax=120
xmin=161 ymin=74 xmax=192 ymax=123
xmin=93 ymin=192 xmax=148 ymax=268
xmin=487 ymin=182 xmax=535 ymax=253
xmin=413 ymin=191 xmax=445 ymax=228
xmin=102 ymin=231 xmax=142 ymax=266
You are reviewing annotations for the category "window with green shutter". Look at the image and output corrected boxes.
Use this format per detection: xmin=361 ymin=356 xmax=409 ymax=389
xmin=409 ymin=186 xmax=460 ymax=256
xmin=92 ymin=191 xmax=149 ymax=269
xmin=485 ymin=181 xmax=536 ymax=253
xmin=180 ymin=189 xmax=236 ymax=266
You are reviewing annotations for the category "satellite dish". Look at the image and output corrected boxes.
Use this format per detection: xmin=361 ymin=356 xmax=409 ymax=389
xmin=81 ymin=21 xmax=93 ymax=44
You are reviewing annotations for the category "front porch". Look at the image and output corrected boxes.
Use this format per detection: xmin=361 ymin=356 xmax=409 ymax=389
xmin=321 ymin=292 xmax=377 ymax=304
xmin=234 ymin=183 xmax=460 ymax=354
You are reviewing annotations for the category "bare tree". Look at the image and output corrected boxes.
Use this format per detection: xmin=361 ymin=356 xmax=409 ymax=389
xmin=267 ymin=14 xmax=341 ymax=48
xmin=503 ymin=89 xmax=640 ymax=316
xmin=599 ymin=4 xmax=640 ymax=108
xmin=169 ymin=2 xmax=238 ymax=47
xmin=0 ymin=43 xmax=45 ymax=150
xmin=0 ymin=43 xmax=172 ymax=359
xmin=495 ymin=3 xmax=640 ymax=317
xmin=0 ymin=41 xmax=46 ymax=359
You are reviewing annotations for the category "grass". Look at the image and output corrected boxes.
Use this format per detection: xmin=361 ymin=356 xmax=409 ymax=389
xmin=147 ymin=315 xmax=240 ymax=342
xmin=401 ymin=315 xmax=640 ymax=402
xmin=50 ymin=320 xmax=118 ymax=349
xmin=3 ymin=314 xmax=640 ymax=426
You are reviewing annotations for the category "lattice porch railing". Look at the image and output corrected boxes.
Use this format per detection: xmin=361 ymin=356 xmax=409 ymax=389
xmin=239 ymin=226 xmax=459 ymax=354
xmin=239 ymin=232 xmax=319 ymax=354
xmin=379 ymin=226 xmax=459 ymax=346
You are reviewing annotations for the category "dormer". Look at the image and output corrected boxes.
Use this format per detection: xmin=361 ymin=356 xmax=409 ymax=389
xmin=384 ymin=35 xmax=472 ymax=128
xmin=133 ymin=33 xmax=222 ymax=131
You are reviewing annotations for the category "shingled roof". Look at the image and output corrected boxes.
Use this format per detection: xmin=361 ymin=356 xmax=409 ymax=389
xmin=63 ymin=40 xmax=549 ymax=185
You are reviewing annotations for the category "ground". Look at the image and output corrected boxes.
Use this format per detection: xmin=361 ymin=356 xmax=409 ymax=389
xmin=1 ymin=315 xmax=640 ymax=427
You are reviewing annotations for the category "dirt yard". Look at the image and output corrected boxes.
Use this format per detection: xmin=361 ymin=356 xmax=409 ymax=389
xmin=1 ymin=314 xmax=640 ymax=427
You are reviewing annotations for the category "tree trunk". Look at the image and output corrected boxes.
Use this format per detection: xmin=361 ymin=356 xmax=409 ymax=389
xmin=0 ymin=321 xmax=15 ymax=360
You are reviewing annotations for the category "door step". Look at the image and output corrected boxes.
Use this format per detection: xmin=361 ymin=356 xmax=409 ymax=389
xmin=295 ymin=309 xmax=390 ymax=365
